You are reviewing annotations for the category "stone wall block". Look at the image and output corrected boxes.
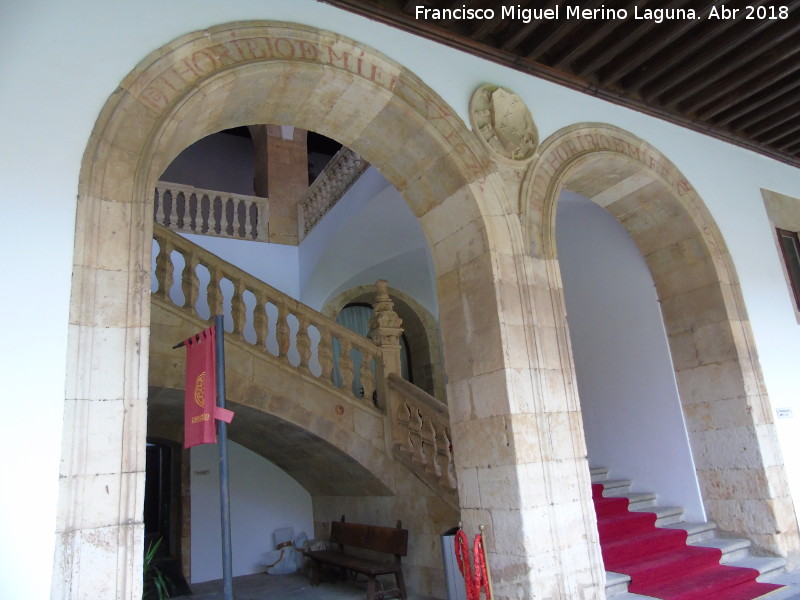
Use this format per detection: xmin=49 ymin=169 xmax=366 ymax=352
xmin=470 ymin=369 xmax=512 ymax=419
xmin=458 ymin=466 xmax=481 ymax=508
xmin=404 ymin=151 xmax=476 ymax=217
xmin=505 ymin=413 xmax=543 ymax=464
xmin=99 ymin=90 xmax=159 ymax=157
xmin=516 ymin=461 xmax=549 ymax=509
xmin=660 ymin=283 xmax=727 ymax=336
xmin=666 ymin=329 xmax=700 ymax=371
xmin=694 ymin=320 xmax=739 ymax=365
xmin=68 ymin=266 xmax=128 ymax=329
xmin=66 ymin=324 xmax=129 ymax=402
xmin=314 ymin=73 xmax=392 ymax=147
xmin=451 ymin=415 xmax=516 ymax=469
xmin=476 ymin=463 xmax=523 ymax=510
xmin=674 ymin=360 xmax=746 ymax=405
xmin=430 ymin=218 xmax=489 ymax=278
xmin=419 ymin=184 xmax=482 ymax=247
xmin=59 ymin=398 xmax=125 ymax=478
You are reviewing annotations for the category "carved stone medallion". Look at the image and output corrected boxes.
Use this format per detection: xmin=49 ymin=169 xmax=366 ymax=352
xmin=470 ymin=84 xmax=538 ymax=162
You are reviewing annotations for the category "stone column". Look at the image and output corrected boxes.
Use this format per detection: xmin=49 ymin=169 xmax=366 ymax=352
xmin=249 ymin=124 xmax=308 ymax=246
xmin=368 ymin=279 xmax=404 ymax=376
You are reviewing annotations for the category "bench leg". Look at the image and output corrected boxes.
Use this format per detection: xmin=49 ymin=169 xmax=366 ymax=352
xmin=366 ymin=576 xmax=377 ymax=600
xmin=308 ymin=560 xmax=320 ymax=587
xmin=396 ymin=570 xmax=407 ymax=599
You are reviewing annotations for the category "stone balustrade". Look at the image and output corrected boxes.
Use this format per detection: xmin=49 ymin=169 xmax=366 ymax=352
xmin=155 ymin=181 xmax=269 ymax=242
xmin=152 ymin=223 xmax=379 ymax=405
xmin=299 ymin=146 xmax=369 ymax=239
xmin=386 ymin=373 xmax=457 ymax=499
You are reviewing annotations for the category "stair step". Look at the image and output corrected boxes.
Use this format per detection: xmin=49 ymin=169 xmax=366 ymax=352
xmin=662 ymin=521 xmax=717 ymax=543
xmin=606 ymin=571 xmax=632 ymax=596
xmin=613 ymin=492 xmax=657 ymax=510
xmin=601 ymin=479 xmax=633 ymax=494
xmin=591 ymin=466 xmax=609 ymax=483
xmin=631 ymin=504 xmax=685 ymax=526
xmin=693 ymin=537 xmax=752 ymax=563
xmin=727 ymin=556 xmax=787 ymax=579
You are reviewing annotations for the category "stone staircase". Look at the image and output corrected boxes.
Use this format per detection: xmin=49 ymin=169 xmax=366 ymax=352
xmin=593 ymin=467 xmax=787 ymax=599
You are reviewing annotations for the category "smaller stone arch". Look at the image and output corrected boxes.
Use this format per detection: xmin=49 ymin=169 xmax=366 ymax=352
xmin=324 ymin=284 xmax=446 ymax=401
xmin=522 ymin=123 xmax=799 ymax=560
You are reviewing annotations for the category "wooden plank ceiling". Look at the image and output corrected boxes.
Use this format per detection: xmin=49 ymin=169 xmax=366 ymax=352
xmin=321 ymin=0 xmax=800 ymax=168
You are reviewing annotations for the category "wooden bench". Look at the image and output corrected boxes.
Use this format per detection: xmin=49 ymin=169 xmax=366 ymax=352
xmin=303 ymin=516 xmax=408 ymax=600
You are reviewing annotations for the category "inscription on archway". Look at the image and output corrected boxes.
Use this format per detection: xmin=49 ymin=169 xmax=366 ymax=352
xmin=530 ymin=128 xmax=694 ymax=203
xmin=138 ymin=35 xmax=400 ymax=111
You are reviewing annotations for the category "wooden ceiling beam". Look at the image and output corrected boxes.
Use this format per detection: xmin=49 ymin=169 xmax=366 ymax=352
xmin=669 ymin=30 xmax=800 ymax=112
xmin=700 ymin=68 xmax=800 ymax=125
xmin=745 ymin=102 xmax=800 ymax=140
xmin=499 ymin=0 xmax=560 ymax=52
xmin=571 ymin=0 xmax=667 ymax=78
xmin=629 ymin=0 xmax=768 ymax=97
xmin=599 ymin=0 xmax=712 ymax=86
xmin=714 ymin=75 xmax=800 ymax=129
xmin=524 ymin=0 xmax=605 ymax=60
xmin=763 ymin=119 xmax=800 ymax=148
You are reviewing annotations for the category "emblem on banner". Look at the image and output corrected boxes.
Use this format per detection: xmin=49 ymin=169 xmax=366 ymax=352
xmin=194 ymin=371 xmax=207 ymax=408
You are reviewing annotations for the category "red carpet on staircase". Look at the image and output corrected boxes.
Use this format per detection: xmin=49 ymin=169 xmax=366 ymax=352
xmin=592 ymin=484 xmax=784 ymax=600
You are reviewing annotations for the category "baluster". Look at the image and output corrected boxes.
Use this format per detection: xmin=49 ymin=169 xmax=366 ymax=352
xmin=338 ymin=338 xmax=354 ymax=393
xmin=318 ymin=326 xmax=334 ymax=382
xmin=207 ymin=265 xmax=223 ymax=316
xmin=296 ymin=315 xmax=312 ymax=373
xmin=249 ymin=202 xmax=259 ymax=240
xmin=162 ymin=189 xmax=173 ymax=227
xmin=176 ymin=192 xmax=186 ymax=230
xmin=189 ymin=193 xmax=198 ymax=233
xmin=276 ymin=302 xmax=291 ymax=362
xmin=153 ymin=234 xmax=168 ymax=299
xmin=201 ymin=194 xmax=210 ymax=234
xmin=213 ymin=196 xmax=222 ymax=234
xmin=395 ymin=402 xmax=413 ymax=454
xmin=231 ymin=280 xmax=246 ymax=337
xmin=153 ymin=188 xmax=162 ymax=225
xmin=237 ymin=200 xmax=247 ymax=239
xmin=359 ymin=350 xmax=375 ymax=403
xmin=409 ymin=409 xmax=425 ymax=465
xmin=424 ymin=419 xmax=441 ymax=478
xmin=439 ymin=428 xmax=457 ymax=489
xmin=253 ymin=292 xmax=268 ymax=349
xmin=182 ymin=250 xmax=200 ymax=315
xmin=225 ymin=198 xmax=235 ymax=236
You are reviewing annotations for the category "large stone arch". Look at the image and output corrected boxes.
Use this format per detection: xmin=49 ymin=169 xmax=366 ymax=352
xmin=523 ymin=123 xmax=799 ymax=560
xmin=57 ymin=21 xmax=606 ymax=600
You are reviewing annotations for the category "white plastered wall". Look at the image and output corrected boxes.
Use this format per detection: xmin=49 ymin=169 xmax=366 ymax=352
xmin=557 ymin=191 xmax=704 ymax=521
xmin=2 ymin=2 xmax=800 ymax=597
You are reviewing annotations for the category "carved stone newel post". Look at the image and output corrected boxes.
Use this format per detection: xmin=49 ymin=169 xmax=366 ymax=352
xmin=368 ymin=280 xmax=404 ymax=377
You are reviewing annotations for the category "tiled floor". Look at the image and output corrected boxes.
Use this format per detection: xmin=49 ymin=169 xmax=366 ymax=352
xmin=170 ymin=572 xmax=441 ymax=600
xmin=170 ymin=567 xmax=800 ymax=600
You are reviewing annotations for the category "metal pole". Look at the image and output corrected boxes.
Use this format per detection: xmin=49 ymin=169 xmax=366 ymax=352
xmin=215 ymin=315 xmax=234 ymax=600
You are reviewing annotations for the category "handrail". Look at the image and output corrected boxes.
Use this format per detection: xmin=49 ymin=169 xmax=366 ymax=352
xmin=152 ymin=223 xmax=380 ymax=406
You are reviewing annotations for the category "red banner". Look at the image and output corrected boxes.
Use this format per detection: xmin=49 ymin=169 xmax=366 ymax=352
xmin=183 ymin=326 xmax=234 ymax=449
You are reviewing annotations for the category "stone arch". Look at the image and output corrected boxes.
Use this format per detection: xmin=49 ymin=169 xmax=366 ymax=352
xmin=58 ymin=20 xmax=535 ymax=599
xmin=523 ymin=123 xmax=799 ymax=559
xmin=323 ymin=284 xmax=446 ymax=400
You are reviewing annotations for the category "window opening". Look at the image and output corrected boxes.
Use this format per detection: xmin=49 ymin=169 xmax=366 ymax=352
xmin=777 ymin=228 xmax=800 ymax=312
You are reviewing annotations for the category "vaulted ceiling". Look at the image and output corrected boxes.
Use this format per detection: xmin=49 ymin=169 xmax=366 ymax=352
xmin=322 ymin=0 xmax=800 ymax=168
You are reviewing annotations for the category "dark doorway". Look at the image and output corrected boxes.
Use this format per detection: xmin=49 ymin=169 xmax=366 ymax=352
xmin=145 ymin=440 xmax=191 ymax=595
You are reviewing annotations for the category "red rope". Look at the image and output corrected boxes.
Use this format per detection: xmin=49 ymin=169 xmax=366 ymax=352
xmin=454 ymin=530 xmax=492 ymax=600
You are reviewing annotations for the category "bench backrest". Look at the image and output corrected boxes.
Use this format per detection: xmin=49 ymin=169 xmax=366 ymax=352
xmin=330 ymin=518 xmax=408 ymax=558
